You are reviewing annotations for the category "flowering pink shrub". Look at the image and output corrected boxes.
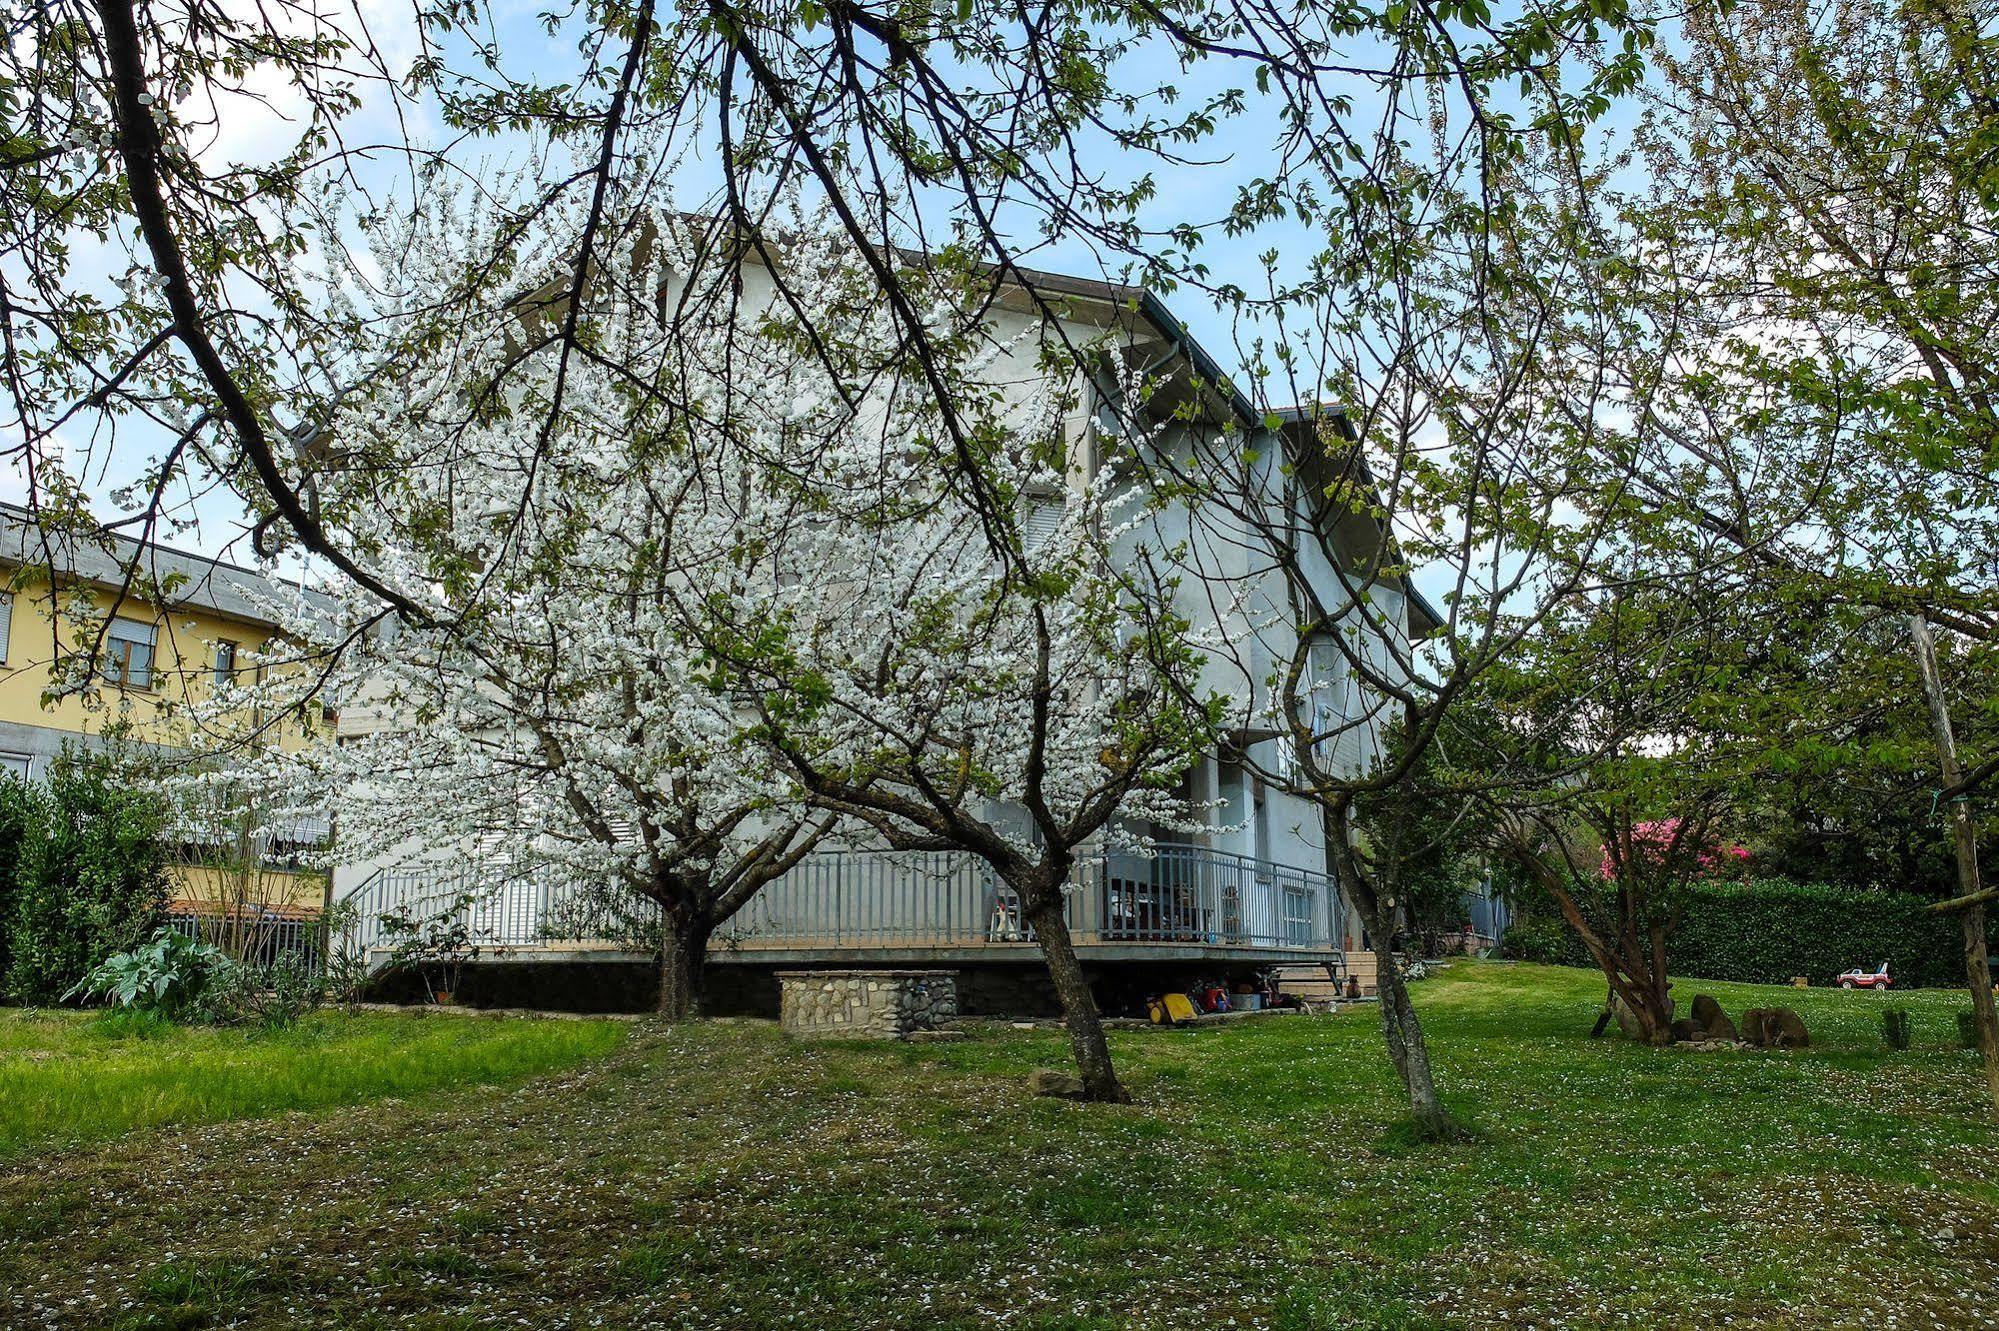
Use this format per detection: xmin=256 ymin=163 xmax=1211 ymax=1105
xmin=1601 ymin=818 xmax=1750 ymax=881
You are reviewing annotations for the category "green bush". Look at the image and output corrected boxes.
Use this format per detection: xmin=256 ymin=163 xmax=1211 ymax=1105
xmin=1503 ymin=878 xmax=1998 ymax=989
xmin=192 ymin=953 xmax=328 ymax=1029
xmin=1674 ymin=880 xmax=1993 ymax=988
xmin=65 ymin=927 xmax=227 ymax=1015
xmin=66 ymin=931 xmax=331 ymax=1030
xmin=0 ymin=774 xmax=36 ymax=984
xmin=1497 ymin=914 xmax=1575 ymax=965
xmin=2 ymin=747 xmax=171 ymax=1003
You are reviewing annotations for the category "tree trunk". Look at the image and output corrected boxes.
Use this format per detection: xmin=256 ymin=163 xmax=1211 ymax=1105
xmin=1523 ymin=860 xmax=1675 ymax=1043
xmin=1328 ymin=804 xmax=1458 ymax=1139
xmin=1616 ymin=985 xmax=1675 ymax=1045
xmin=1025 ymin=896 xmax=1129 ymax=1103
xmin=1362 ymin=898 xmax=1458 ymax=1139
xmin=657 ymin=911 xmax=713 ymax=1021
xmin=1909 ymin=613 xmax=1999 ymax=1114
xmin=1959 ymin=904 xmax=1999 ymax=1108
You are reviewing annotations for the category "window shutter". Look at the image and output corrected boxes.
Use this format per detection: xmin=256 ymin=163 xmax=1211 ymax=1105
xmin=1018 ymin=497 xmax=1063 ymax=555
xmin=0 ymin=592 xmax=10 ymax=665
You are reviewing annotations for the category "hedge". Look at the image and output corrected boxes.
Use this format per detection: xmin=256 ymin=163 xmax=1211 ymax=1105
xmin=0 ymin=752 xmax=170 ymax=1004
xmin=1501 ymin=878 xmax=1999 ymax=990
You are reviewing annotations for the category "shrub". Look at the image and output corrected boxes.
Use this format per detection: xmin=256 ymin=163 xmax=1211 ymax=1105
xmin=1510 ymin=878 xmax=1998 ymax=988
xmin=1675 ymin=880 xmax=1996 ymax=988
xmin=3 ymin=747 xmax=172 ymax=1003
xmin=379 ymin=894 xmax=483 ymax=1002
xmin=1498 ymin=914 xmax=1576 ymax=965
xmin=192 ymin=953 xmax=328 ymax=1029
xmin=66 ymin=930 xmax=331 ymax=1030
xmin=0 ymin=774 xmax=37 ymax=984
xmin=65 ymin=927 xmax=228 ymax=1015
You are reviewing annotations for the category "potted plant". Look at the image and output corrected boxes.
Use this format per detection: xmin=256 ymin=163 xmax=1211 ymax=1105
xmin=378 ymin=892 xmax=483 ymax=1005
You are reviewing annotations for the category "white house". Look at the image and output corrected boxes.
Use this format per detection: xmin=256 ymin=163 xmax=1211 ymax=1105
xmin=328 ymin=256 xmax=1440 ymax=1013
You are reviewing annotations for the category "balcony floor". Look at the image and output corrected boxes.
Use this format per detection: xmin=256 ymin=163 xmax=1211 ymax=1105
xmin=712 ymin=941 xmax=1343 ymax=967
xmin=438 ymin=939 xmax=1344 ymax=968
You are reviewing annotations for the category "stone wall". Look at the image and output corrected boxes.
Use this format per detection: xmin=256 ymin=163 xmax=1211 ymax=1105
xmin=777 ymin=970 xmax=958 ymax=1039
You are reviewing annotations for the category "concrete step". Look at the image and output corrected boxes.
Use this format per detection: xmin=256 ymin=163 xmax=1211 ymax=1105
xmin=1275 ymin=958 xmax=1370 ymax=1001
xmin=1273 ymin=951 xmax=1398 ymax=1000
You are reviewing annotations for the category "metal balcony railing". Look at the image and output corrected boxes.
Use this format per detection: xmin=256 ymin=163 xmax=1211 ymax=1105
xmin=334 ymin=842 xmax=1347 ymax=964
xmin=718 ymin=844 xmax=1342 ymax=952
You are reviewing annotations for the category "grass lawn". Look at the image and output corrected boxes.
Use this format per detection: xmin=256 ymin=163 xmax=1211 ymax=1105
xmin=0 ymin=1007 xmax=626 ymax=1159
xmin=3 ymin=962 xmax=1996 ymax=1330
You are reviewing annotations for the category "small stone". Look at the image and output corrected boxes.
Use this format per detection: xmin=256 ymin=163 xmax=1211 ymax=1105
xmin=1027 ymin=1068 xmax=1086 ymax=1098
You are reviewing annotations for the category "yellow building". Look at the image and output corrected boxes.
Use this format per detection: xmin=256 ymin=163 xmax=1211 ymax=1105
xmin=0 ymin=502 xmax=331 ymax=923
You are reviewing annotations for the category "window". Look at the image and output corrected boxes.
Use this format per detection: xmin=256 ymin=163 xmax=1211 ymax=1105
xmin=213 ymin=639 xmax=237 ymax=689
xmin=105 ymin=617 xmax=157 ymax=690
xmin=1252 ymin=777 xmax=1273 ymax=869
xmin=0 ymin=591 xmax=11 ymax=664
xmin=0 ymin=753 xmax=30 ymax=781
xmin=1274 ymin=735 xmax=1298 ymax=782
xmin=1018 ymin=495 xmax=1063 ymax=555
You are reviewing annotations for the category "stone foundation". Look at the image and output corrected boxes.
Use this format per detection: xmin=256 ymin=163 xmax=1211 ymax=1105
xmin=777 ymin=969 xmax=958 ymax=1039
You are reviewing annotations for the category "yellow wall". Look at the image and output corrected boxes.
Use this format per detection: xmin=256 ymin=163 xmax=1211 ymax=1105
xmin=172 ymin=863 xmax=328 ymax=914
xmin=0 ymin=571 xmax=324 ymax=748
xmin=0 ymin=570 xmax=328 ymax=911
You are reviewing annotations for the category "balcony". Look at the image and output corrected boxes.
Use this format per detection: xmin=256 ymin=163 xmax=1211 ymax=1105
xmin=337 ymin=843 xmax=1348 ymax=969
xmin=717 ymin=844 xmax=1346 ymax=964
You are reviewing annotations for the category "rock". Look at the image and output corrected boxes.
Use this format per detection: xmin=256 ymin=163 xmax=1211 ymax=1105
xmin=1690 ymin=994 xmax=1739 ymax=1042
xmin=1767 ymin=1007 xmax=1809 ymax=1049
xmin=1610 ymin=994 xmax=1645 ymax=1040
xmin=1741 ymin=1006 xmax=1808 ymax=1049
xmin=1610 ymin=992 xmax=1675 ymax=1041
xmin=1681 ymin=1038 xmax=1746 ymax=1053
xmin=1669 ymin=1017 xmax=1700 ymax=1043
xmin=1027 ymin=1068 xmax=1087 ymax=1098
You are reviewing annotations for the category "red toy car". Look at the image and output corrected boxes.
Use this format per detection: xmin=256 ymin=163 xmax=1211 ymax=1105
xmin=1836 ymin=963 xmax=1893 ymax=990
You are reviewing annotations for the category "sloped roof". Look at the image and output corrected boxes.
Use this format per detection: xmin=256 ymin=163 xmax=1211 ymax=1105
xmin=1267 ymin=406 xmax=1447 ymax=639
xmin=0 ymin=503 xmax=334 ymax=630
